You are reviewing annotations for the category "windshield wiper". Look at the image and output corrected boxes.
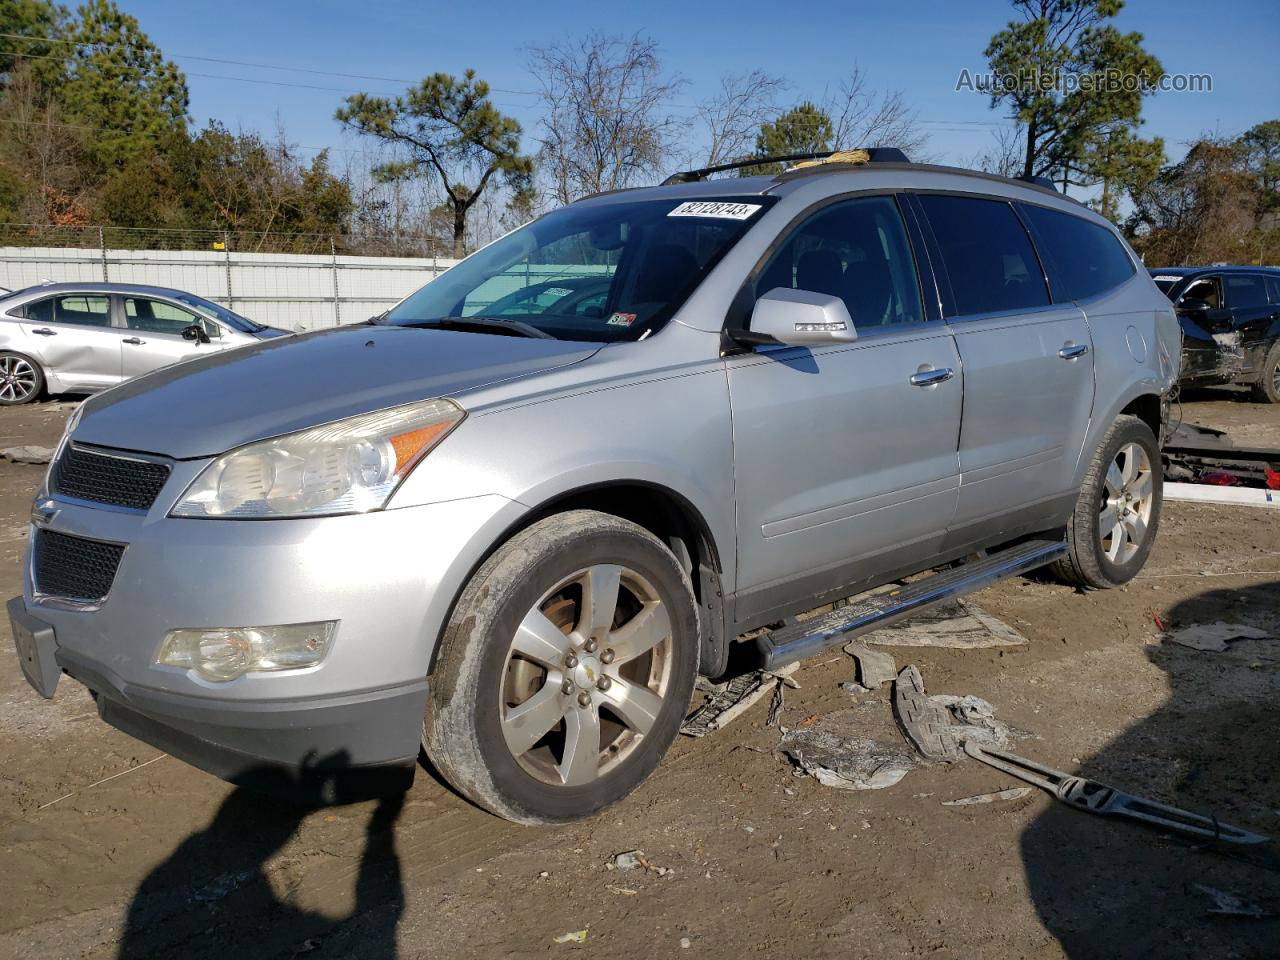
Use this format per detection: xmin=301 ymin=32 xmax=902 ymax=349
xmin=395 ymin=317 xmax=556 ymax=339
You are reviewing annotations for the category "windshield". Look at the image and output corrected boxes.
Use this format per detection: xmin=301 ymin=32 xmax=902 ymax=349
xmin=382 ymin=196 xmax=774 ymax=342
xmin=172 ymin=292 xmax=264 ymax=332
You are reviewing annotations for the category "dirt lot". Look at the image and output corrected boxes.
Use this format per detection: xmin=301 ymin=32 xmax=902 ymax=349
xmin=2 ymin=389 xmax=1278 ymax=960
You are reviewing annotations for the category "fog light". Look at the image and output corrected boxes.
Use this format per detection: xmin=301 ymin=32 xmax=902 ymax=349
xmin=157 ymin=621 xmax=337 ymax=682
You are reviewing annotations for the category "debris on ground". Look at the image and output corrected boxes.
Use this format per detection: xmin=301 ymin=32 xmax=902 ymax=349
xmin=1193 ymin=884 xmax=1271 ymax=918
xmin=0 ymin=445 xmax=53 ymax=464
xmin=862 ymin=599 xmax=1028 ymax=649
xmin=965 ymin=742 xmax=1269 ymax=845
xmin=941 ymin=787 xmax=1033 ymax=806
xmin=552 ymin=929 xmax=589 ymax=944
xmin=893 ymin=665 xmax=1012 ymax=761
xmin=778 ymin=710 xmax=919 ymax=791
xmin=682 ymin=664 xmax=799 ymax=737
xmin=606 ymin=850 xmax=673 ymax=876
xmin=842 ymin=640 xmax=896 ymax=689
xmin=1162 ymin=621 xmax=1271 ymax=652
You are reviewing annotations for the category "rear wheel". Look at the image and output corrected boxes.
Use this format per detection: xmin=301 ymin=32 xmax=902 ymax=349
xmin=423 ymin=510 xmax=699 ymax=824
xmin=1250 ymin=342 xmax=1280 ymax=404
xmin=0 ymin=352 xmax=43 ymax=405
xmin=1051 ymin=415 xmax=1162 ymax=589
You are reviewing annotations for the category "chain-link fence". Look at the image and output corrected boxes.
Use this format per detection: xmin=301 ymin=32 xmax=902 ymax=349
xmin=0 ymin=224 xmax=459 ymax=330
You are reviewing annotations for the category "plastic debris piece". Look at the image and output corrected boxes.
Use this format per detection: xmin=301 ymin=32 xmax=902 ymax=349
xmin=607 ymin=850 xmax=645 ymax=872
xmin=0 ymin=445 xmax=54 ymax=465
xmin=1201 ymin=470 xmax=1238 ymax=486
xmin=965 ymin=742 xmax=1269 ymax=845
xmin=553 ymin=929 xmax=588 ymax=944
xmin=863 ymin=599 xmax=1028 ymax=649
xmin=681 ymin=664 xmax=799 ymax=737
xmin=1162 ymin=622 xmax=1270 ymax=652
xmin=941 ymin=787 xmax=1033 ymax=806
xmin=894 ymin=667 xmax=1014 ymax=761
xmin=843 ymin=641 xmax=896 ymax=689
xmin=1194 ymin=885 xmax=1270 ymax=918
xmin=778 ymin=712 xmax=918 ymax=791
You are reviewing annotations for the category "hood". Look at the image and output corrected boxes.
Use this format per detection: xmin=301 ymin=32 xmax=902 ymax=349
xmin=74 ymin=325 xmax=600 ymax=458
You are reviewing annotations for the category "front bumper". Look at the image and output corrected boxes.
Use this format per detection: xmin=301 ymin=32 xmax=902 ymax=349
xmin=16 ymin=483 xmax=526 ymax=794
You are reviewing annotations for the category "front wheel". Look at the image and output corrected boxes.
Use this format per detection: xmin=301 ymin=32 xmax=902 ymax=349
xmin=1250 ymin=341 xmax=1280 ymax=404
xmin=423 ymin=510 xmax=699 ymax=824
xmin=1051 ymin=415 xmax=1162 ymax=589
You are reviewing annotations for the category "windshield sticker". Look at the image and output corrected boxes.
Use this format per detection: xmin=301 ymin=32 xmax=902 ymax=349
xmin=606 ymin=312 xmax=637 ymax=327
xmin=1152 ymin=275 xmax=1184 ymax=282
xmin=668 ymin=201 xmax=762 ymax=220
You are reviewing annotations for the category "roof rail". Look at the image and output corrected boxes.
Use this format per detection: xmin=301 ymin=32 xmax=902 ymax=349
xmin=661 ymin=147 xmax=911 ymax=185
xmin=1016 ymin=174 xmax=1058 ymax=192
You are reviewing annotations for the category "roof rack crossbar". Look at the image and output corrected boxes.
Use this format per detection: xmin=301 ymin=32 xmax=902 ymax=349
xmin=661 ymin=148 xmax=911 ymax=185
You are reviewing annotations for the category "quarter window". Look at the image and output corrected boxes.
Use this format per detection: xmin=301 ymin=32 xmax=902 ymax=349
xmin=917 ymin=194 xmax=1050 ymax=316
xmin=1019 ymin=204 xmax=1135 ymax=301
xmin=754 ymin=195 xmax=924 ymax=328
xmin=1224 ymin=275 xmax=1267 ymax=309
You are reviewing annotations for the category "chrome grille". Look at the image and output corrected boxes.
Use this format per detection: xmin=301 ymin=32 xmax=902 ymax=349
xmin=33 ymin=530 xmax=124 ymax=603
xmin=50 ymin=445 xmax=170 ymax=511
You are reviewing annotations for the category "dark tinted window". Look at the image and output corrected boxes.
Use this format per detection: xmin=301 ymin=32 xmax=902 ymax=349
xmin=1266 ymin=276 xmax=1280 ymax=305
xmin=918 ymin=195 xmax=1049 ymax=316
xmin=755 ymin=195 xmax=923 ymax=328
xmin=1021 ymin=204 xmax=1135 ymax=301
xmin=1225 ymin=275 xmax=1267 ymax=309
xmin=27 ymin=294 xmax=112 ymax=327
xmin=1180 ymin=277 xmax=1221 ymax=309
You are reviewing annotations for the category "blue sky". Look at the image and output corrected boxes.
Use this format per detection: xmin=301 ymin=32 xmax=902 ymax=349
xmin=124 ymin=0 xmax=1278 ymax=174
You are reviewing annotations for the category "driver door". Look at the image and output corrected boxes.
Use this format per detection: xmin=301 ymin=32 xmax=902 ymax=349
xmin=1174 ymin=276 xmax=1233 ymax=383
xmin=119 ymin=296 xmax=224 ymax=378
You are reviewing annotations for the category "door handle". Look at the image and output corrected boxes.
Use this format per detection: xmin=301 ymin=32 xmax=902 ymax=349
xmin=31 ymin=327 xmax=56 ymax=336
xmin=1058 ymin=343 xmax=1090 ymax=359
xmin=122 ymin=337 xmax=146 ymax=345
xmin=909 ymin=367 xmax=955 ymax=387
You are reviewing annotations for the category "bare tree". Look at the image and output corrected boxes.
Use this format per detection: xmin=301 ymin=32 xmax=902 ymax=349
xmin=824 ymin=67 xmax=928 ymax=159
xmin=696 ymin=70 xmax=787 ymax=167
xmin=529 ymin=33 xmax=686 ymax=204
xmin=969 ymin=125 xmax=1027 ymax=177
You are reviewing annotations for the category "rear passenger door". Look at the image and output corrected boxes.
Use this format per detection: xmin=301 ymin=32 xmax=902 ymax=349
xmin=727 ymin=194 xmax=962 ymax=624
xmin=17 ymin=293 xmax=124 ymax=390
xmin=914 ymin=193 xmax=1094 ymax=534
xmin=1222 ymin=274 xmax=1280 ymax=376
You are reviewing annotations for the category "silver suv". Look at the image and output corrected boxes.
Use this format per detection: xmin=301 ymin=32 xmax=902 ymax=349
xmin=9 ymin=153 xmax=1180 ymax=823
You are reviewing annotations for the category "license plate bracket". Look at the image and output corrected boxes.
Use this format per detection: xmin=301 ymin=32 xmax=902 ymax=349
xmin=8 ymin=596 xmax=59 ymax=698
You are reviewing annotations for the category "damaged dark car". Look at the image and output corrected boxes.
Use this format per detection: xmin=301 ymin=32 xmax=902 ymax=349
xmin=1150 ymin=266 xmax=1280 ymax=403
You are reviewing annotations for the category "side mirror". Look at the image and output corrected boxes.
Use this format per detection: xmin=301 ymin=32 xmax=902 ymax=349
xmin=181 ymin=324 xmax=211 ymax=344
xmin=1175 ymin=297 xmax=1210 ymax=317
xmin=745 ymin=287 xmax=857 ymax=347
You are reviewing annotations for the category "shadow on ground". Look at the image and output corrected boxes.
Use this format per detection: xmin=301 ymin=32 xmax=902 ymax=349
xmin=1021 ymin=581 xmax=1280 ymax=959
xmin=118 ymin=753 xmax=407 ymax=959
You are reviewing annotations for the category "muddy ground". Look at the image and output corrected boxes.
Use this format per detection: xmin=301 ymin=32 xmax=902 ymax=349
xmin=1 ymin=389 xmax=1278 ymax=960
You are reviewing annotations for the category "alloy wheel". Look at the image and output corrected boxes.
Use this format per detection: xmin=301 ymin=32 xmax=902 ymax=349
xmin=0 ymin=357 xmax=37 ymax=403
xmin=499 ymin=564 xmax=673 ymax=786
xmin=1098 ymin=441 xmax=1154 ymax=564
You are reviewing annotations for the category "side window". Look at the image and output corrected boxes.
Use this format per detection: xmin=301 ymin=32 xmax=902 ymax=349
xmin=917 ymin=194 xmax=1050 ymax=316
xmin=754 ymin=195 xmax=924 ymax=328
xmin=48 ymin=295 xmax=112 ymax=327
xmin=1266 ymin=276 xmax=1280 ymax=305
xmin=1224 ymin=275 xmax=1267 ymax=309
xmin=24 ymin=297 xmax=55 ymax=323
xmin=124 ymin=298 xmax=218 ymax=337
xmin=1019 ymin=204 xmax=1135 ymax=301
xmin=1179 ymin=277 xmax=1221 ymax=310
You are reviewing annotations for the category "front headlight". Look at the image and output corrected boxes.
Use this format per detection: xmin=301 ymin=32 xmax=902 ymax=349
xmin=171 ymin=398 xmax=464 ymax=519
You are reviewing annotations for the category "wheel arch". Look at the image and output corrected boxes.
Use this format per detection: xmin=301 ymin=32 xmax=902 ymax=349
xmin=427 ymin=479 xmax=731 ymax=677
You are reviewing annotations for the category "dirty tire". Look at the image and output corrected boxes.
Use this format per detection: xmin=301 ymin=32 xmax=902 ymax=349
xmin=1051 ymin=415 xmax=1162 ymax=590
xmin=1250 ymin=342 xmax=1280 ymax=404
xmin=0 ymin=352 xmax=44 ymax=405
xmin=423 ymin=510 xmax=699 ymax=825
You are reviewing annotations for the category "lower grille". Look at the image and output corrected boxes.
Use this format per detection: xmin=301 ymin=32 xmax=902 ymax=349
xmin=33 ymin=530 xmax=125 ymax=603
xmin=51 ymin=444 xmax=171 ymax=511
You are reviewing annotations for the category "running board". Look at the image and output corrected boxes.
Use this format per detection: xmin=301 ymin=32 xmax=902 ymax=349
xmin=755 ymin=539 xmax=1067 ymax=671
